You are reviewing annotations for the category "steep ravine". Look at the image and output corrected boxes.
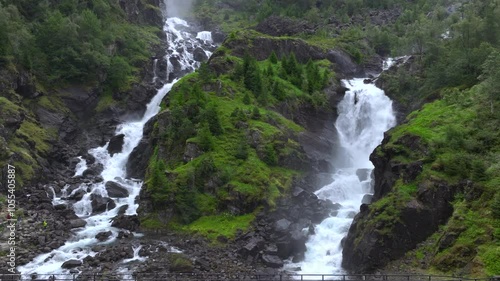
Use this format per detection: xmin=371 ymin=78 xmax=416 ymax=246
xmin=0 ymin=0 xmax=166 ymax=274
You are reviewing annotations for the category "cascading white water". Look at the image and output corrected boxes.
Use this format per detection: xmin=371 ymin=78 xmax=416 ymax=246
xmin=73 ymin=157 xmax=87 ymax=177
xmin=289 ymin=74 xmax=396 ymax=274
xmin=18 ymin=15 xmax=214 ymax=275
xmin=196 ymin=31 xmax=213 ymax=43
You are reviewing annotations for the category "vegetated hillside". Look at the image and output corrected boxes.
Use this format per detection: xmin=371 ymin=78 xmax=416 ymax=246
xmin=339 ymin=0 xmax=500 ymax=277
xmin=191 ymin=0 xmax=500 ymax=276
xmin=0 ymin=0 xmax=163 ymax=186
xmin=137 ymin=29 xmax=339 ymax=235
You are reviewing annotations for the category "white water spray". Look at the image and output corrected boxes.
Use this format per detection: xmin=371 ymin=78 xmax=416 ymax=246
xmin=289 ymin=73 xmax=396 ymax=274
xmin=18 ymin=15 xmax=213 ymax=275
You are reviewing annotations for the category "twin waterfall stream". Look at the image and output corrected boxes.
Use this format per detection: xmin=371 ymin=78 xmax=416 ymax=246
xmin=18 ymin=16 xmax=215 ymax=275
xmin=290 ymin=75 xmax=396 ymax=274
xmin=17 ymin=7 xmax=397 ymax=277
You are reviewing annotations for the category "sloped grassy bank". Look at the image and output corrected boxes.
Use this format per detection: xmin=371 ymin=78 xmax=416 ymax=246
xmin=343 ymin=68 xmax=500 ymax=276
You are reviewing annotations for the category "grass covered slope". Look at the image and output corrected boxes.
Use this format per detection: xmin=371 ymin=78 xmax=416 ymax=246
xmin=141 ymin=38 xmax=334 ymax=239
xmin=343 ymin=72 xmax=500 ymax=275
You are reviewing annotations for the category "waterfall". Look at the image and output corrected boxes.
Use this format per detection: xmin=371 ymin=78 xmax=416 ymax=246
xmin=18 ymin=14 xmax=214 ymax=275
xmin=288 ymin=73 xmax=396 ymax=274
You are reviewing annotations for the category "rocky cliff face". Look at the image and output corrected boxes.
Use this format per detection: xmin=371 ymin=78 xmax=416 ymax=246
xmin=0 ymin=0 xmax=164 ymax=271
xmin=222 ymin=30 xmax=366 ymax=78
xmin=341 ymin=133 xmax=459 ymax=272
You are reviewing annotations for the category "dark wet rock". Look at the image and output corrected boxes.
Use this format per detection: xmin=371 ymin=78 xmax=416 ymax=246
xmin=95 ymin=231 xmax=113 ymax=241
xmin=117 ymin=230 xmax=133 ymax=239
xmin=261 ymin=254 xmax=284 ymax=268
xmin=127 ymin=114 xmax=160 ymax=179
xmin=256 ymin=16 xmax=316 ymax=37
xmin=111 ymin=214 xmax=140 ymax=231
xmin=117 ymin=205 xmax=129 ymax=215
xmin=54 ymin=204 xmax=67 ymax=210
xmin=326 ymin=49 xmax=362 ymax=77
xmin=61 ymin=259 xmax=82 ymax=269
xmin=107 ymin=134 xmax=125 ymax=156
xmin=68 ymin=189 xmax=86 ymax=201
xmin=105 ymin=181 xmax=129 ymax=198
xmin=342 ymin=131 xmax=458 ymax=272
xmin=82 ymin=163 xmax=104 ymax=178
xmin=69 ymin=219 xmax=87 ymax=229
xmin=361 ymin=194 xmax=373 ymax=204
xmin=356 ymin=169 xmax=372 ymax=182
xmin=239 ymin=236 xmax=265 ymax=257
xmin=274 ymin=219 xmax=291 ymax=233
xmin=212 ymin=30 xmax=226 ymax=43
xmin=193 ymin=47 xmax=208 ymax=62
xmin=90 ymin=194 xmax=116 ymax=214
xmin=15 ymin=71 xmax=39 ymax=99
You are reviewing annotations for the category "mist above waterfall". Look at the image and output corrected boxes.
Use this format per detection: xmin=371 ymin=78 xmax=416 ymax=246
xmin=166 ymin=0 xmax=194 ymax=17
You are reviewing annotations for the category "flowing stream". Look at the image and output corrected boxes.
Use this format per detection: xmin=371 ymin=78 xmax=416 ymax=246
xmin=290 ymin=69 xmax=396 ymax=274
xmin=18 ymin=12 xmax=215 ymax=275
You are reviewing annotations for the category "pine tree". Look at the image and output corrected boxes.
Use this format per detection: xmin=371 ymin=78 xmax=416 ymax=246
xmin=269 ymin=51 xmax=278 ymax=64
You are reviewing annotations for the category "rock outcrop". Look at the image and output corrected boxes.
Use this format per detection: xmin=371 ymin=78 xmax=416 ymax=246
xmin=341 ymin=130 xmax=458 ymax=272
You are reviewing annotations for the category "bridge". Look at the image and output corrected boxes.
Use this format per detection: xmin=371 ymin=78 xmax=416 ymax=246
xmin=0 ymin=274 xmax=497 ymax=281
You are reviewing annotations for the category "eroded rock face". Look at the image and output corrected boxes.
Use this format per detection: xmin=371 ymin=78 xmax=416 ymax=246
xmin=221 ymin=35 xmax=364 ymax=78
xmin=256 ymin=16 xmax=316 ymax=37
xmin=341 ymin=134 xmax=458 ymax=272
xmin=107 ymin=134 xmax=125 ymax=156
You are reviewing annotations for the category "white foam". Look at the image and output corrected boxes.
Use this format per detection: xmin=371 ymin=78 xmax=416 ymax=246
xmin=288 ymin=61 xmax=396 ymax=274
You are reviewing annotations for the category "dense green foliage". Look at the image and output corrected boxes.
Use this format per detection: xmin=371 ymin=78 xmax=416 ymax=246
xmin=0 ymin=0 xmax=160 ymax=91
xmin=144 ymin=47 xmax=332 ymax=233
xmin=191 ymin=0 xmax=500 ymax=274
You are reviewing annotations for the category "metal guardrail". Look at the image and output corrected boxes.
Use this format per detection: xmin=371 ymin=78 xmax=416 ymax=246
xmin=0 ymin=274 xmax=497 ymax=281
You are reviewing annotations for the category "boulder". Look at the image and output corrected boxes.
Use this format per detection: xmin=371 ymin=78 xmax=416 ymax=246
xmin=240 ymin=236 xmax=265 ymax=257
xmin=107 ymin=134 xmax=125 ymax=156
xmin=105 ymin=181 xmax=129 ymax=198
xmin=212 ymin=30 xmax=226 ymax=43
xmin=193 ymin=47 xmax=208 ymax=62
xmin=68 ymin=189 xmax=86 ymax=201
xmin=111 ymin=214 xmax=140 ymax=231
xmin=95 ymin=231 xmax=113 ymax=242
xmin=90 ymin=194 xmax=116 ymax=214
xmin=274 ymin=219 xmax=291 ymax=233
xmin=69 ymin=219 xmax=87 ymax=229
xmin=362 ymin=194 xmax=373 ymax=204
xmin=82 ymin=164 xmax=104 ymax=177
xmin=61 ymin=259 xmax=82 ymax=269
xmin=261 ymin=254 xmax=284 ymax=268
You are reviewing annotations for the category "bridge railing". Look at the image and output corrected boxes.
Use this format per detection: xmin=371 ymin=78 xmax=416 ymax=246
xmin=0 ymin=274 xmax=497 ymax=281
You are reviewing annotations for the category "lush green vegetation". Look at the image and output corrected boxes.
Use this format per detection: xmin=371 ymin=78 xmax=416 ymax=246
xmin=189 ymin=0 xmax=500 ymax=275
xmin=181 ymin=213 xmax=255 ymax=241
xmin=144 ymin=42 xmax=333 ymax=237
xmin=0 ymin=0 xmax=160 ymax=91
